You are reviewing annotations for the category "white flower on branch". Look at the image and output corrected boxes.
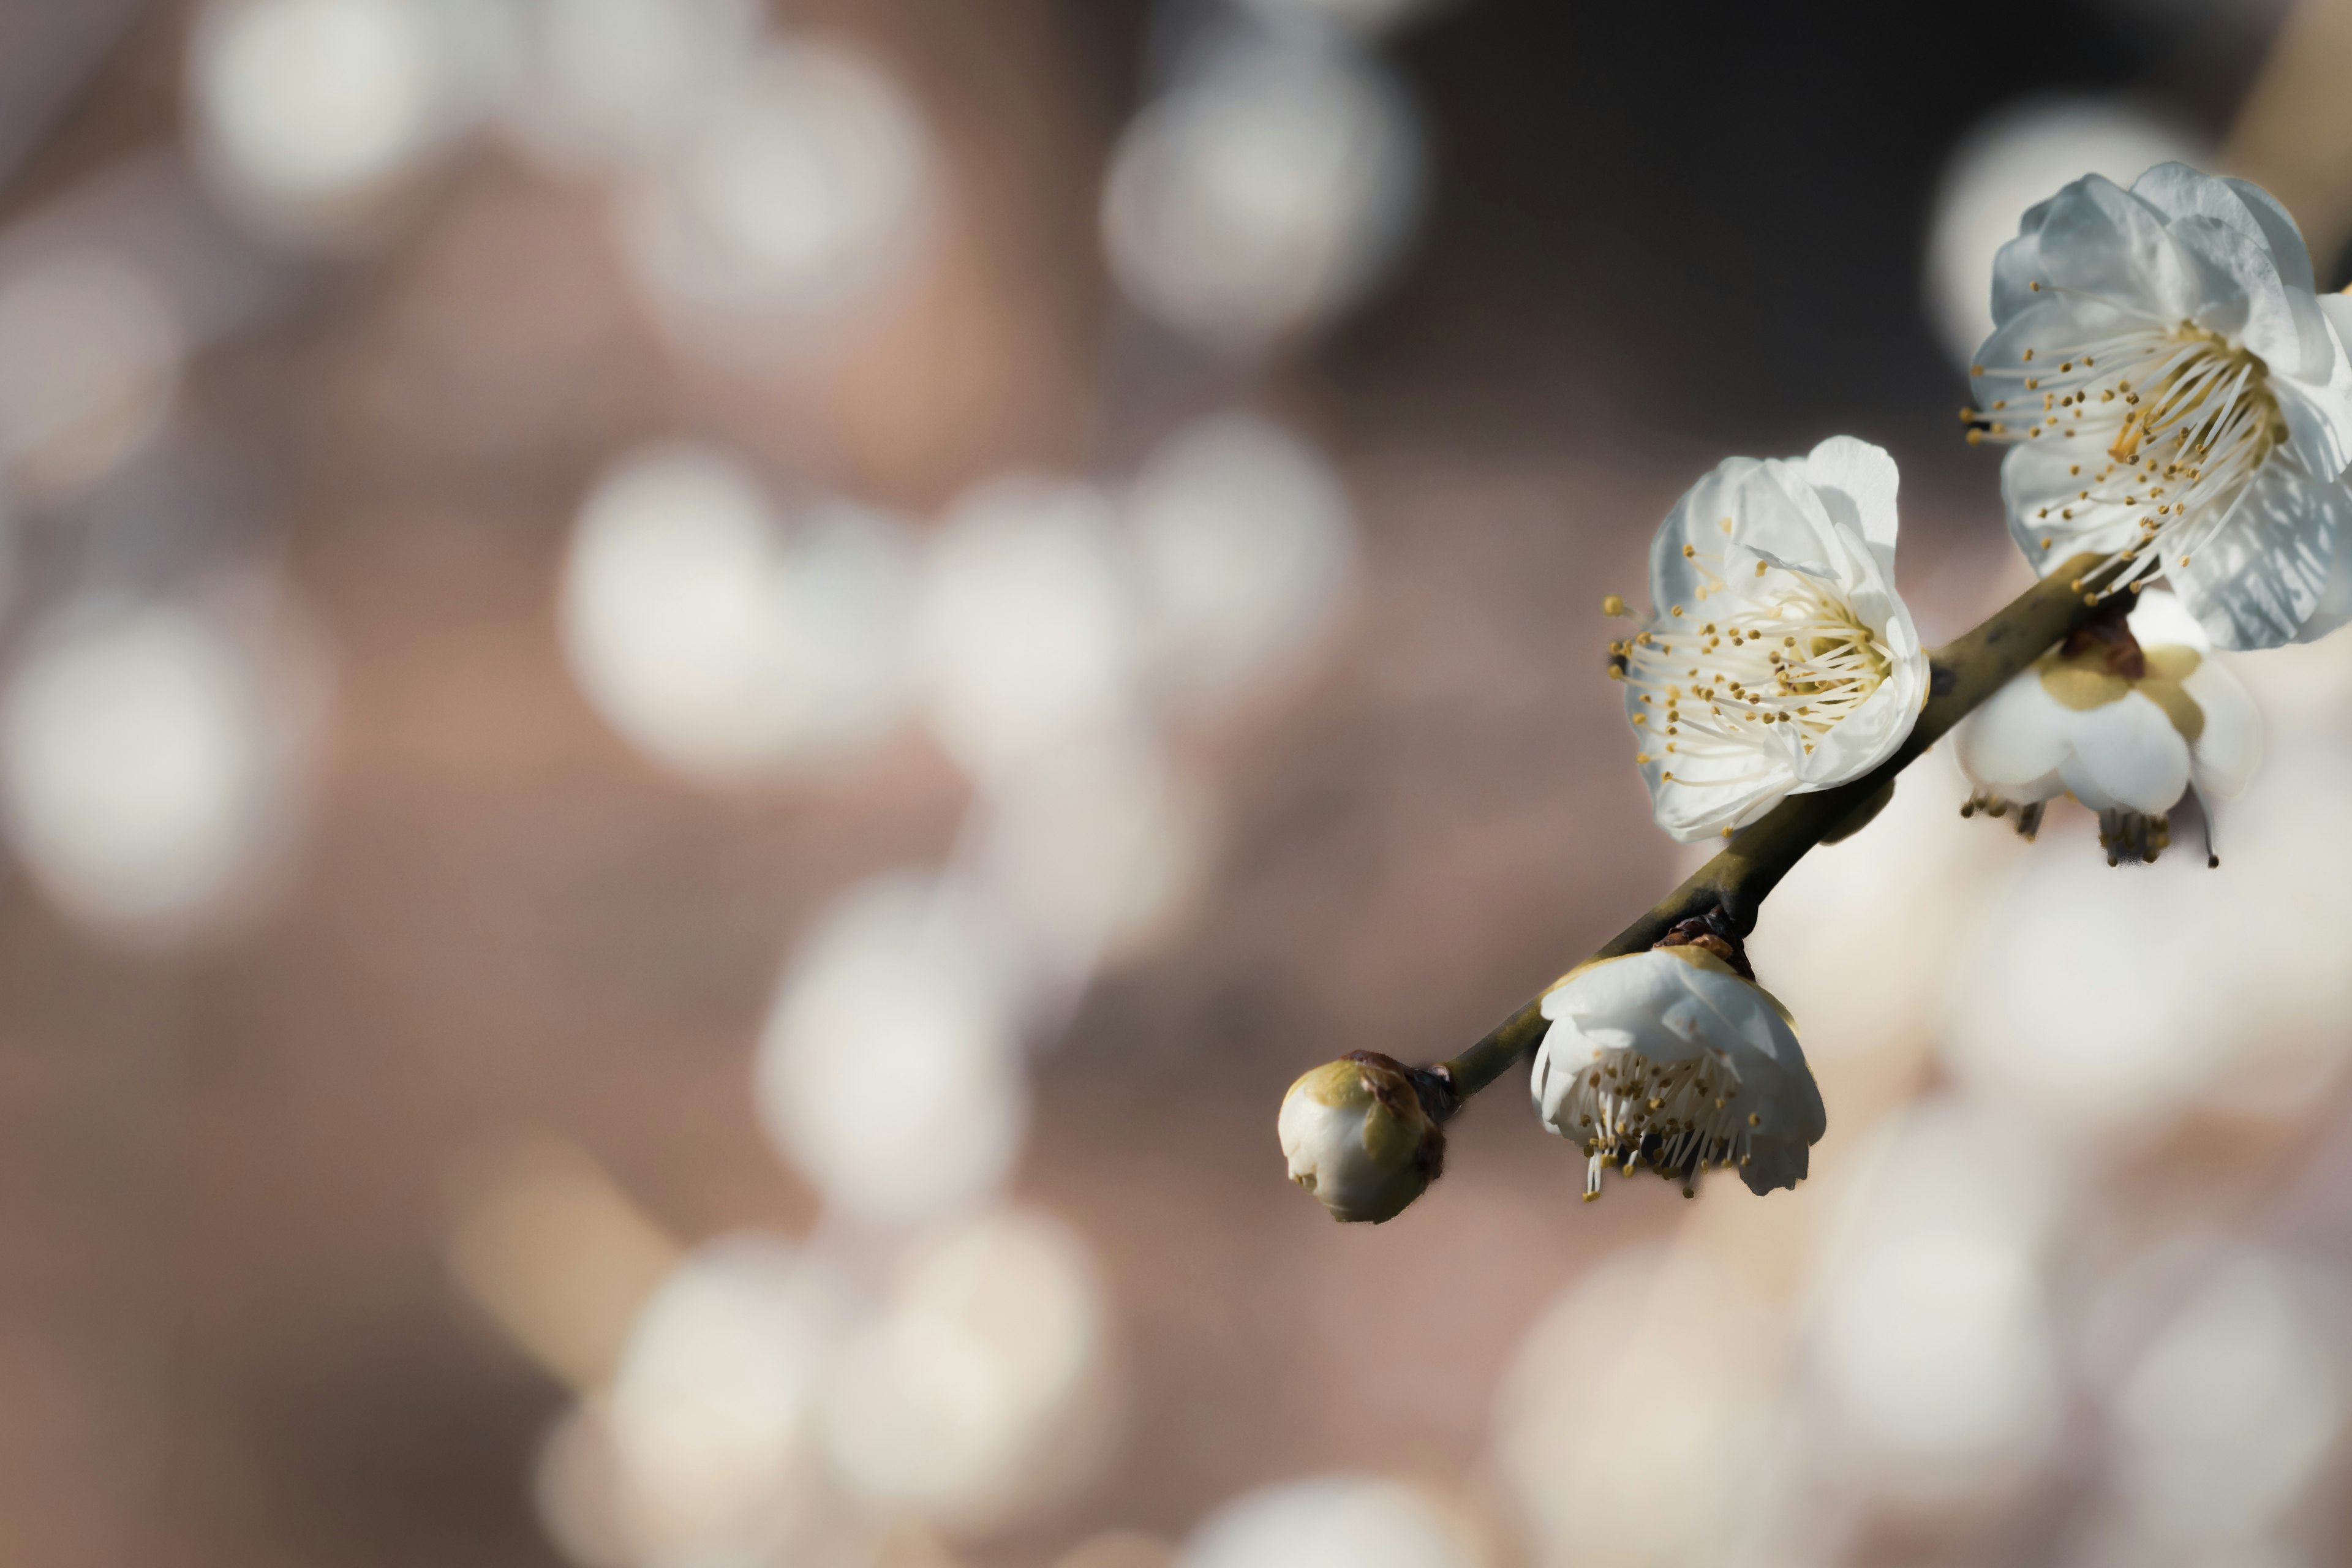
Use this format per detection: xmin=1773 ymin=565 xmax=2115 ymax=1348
xmin=1608 ymin=437 xmax=1929 ymax=843
xmin=1277 ymin=1052 xmax=1443 ymax=1224
xmin=1530 ymin=940 xmax=1825 ymax=1200
xmin=1952 ymin=588 xmax=2260 ymax=865
xmin=1967 ymin=163 xmax=2352 ymax=648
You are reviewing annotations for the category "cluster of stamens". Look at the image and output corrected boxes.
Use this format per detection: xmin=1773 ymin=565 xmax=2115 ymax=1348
xmin=1606 ymin=522 xmax=1893 ymax=821
xmin=1959 ymin=791 xmax=2046 ymax=841
xmin=2097 ymin=808 xmax=2173 ymax=866
xmin=1962 ymin=295 xmax=2289 ymax=601
xmin=1554 ymin=1042 xmax=1758 ymax=1200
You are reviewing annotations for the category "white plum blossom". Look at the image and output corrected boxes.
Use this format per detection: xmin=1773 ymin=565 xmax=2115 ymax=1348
xmin=1968 ymin=163 xmax=2352 ymax=648
xmin=1277 ymin=1052 xmax=1442 ymax=1224
xmin=1609 ymin=437 xmax=1930 ymax=842
xmin=1531 ymin=943 xmax=1825 ymax=1200
xmin=1952 ymin=588 xmax=2260 ymax=865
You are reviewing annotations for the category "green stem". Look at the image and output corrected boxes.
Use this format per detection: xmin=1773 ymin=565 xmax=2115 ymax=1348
xmin=1429 ymin=552 xmax=2110 ymax=1112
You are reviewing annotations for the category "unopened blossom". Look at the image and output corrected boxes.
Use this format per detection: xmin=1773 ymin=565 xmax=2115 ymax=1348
xmin=1953 ymin=589 xmax=2260 ymax=865
xmin=1967 ymin=163 xmax=2352 ymax=648
xmin=1531 ymin=936 xmax=1825 ymax=1200
xmin=1278 ymin=1052 xmax=1443 ymax=1223
xmin=1608 ymin=437 xmax=1930 ymax=842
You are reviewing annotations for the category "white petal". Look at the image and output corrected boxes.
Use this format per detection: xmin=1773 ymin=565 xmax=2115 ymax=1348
xmin=1794 ymin=672 xmax=1912 ymax=788
xmin=1644 ymin=759 xmax=1797 ymax=845
xmin=1997 ymin=403 xmax=2147 ymax=572
xmin=1804 ymin=435 xmax=1901 ymax=580
xmin=1954 ymin=668 xmax=2073 ymax=791
xmin=1542 ymin=954 xmax=1713 ymax=1071
xmin=2213 ymin=175 xmax=2320 ymax=295
xmin=2123 ymin=587 xmax=2210 ymax=652
xmin=2180 ymin=655 xmax=2263 ymax=800
xmin=2058 ymin=690 xmax=2192 ymax=814
xmin=2161 ymin=212 xmax=2303 ymax=382
xmin=1646 ymin=458 xmax=1757 ymax=613
xmin=2170 ymin=458 xmax=2351 ymax=649
xmin=1989 ymin=173 xmax=2179 ymax=329
xmin=1735 ymin=460 xmax=1847 ymax=581
xmin=2291 ymin=292 xmax=2352 ymax=483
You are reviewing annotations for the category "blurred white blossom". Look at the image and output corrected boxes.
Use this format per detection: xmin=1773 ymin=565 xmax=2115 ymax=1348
xmin=501 ymin=0 xmax=760 ymax=172
xmin=818 ymin=1207 xmax=1113 ymax=1532
xmin=603 ymin=1235 xmax=862 ymax=1561
xmin=915 ymin=475 xmax=1139 ymax=783
xmin=1179 ymin=1476 xmax=1476 ymax=1568
xmin=754 ymin=872 xmax=1027 ymax=1226
xmin=560 ymin=440 xmax=918 ymax=783
xmin=189 ymin=0 xmax=484 ymax=245
xmin=1495 ymin=1246 xmax=1789 ymax=1568
xmin=1103 ymin=27 xmax=1423 ymax=352
xmin=963 ymin=726 xmax=1215 ymax=992
xmin=2094 ymin=1248 xmax=2350 ymax=1551
xmin=614 ymin=36 xmax=932 ymax=363
xmin=0 ymin=582 xmax=328 ymax=950
xmin=1809 ymin=1100 xmax=2065 ymax=1504
xmin=1126 ymin=413 xmax=1355 ymax=711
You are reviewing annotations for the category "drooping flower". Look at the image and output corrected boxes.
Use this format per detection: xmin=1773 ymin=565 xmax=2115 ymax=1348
xmin=1278 ymin=1052 xmax=1444 ymax=1223
xmin=1531 ymin=935 xmax=1825 ymax=1200
xmin=1607 ymin=437 xmax=1931 ymax=842
xmin=1951 ymin=589 xmax=2261 ymax=865
xmin=1967 ymin=164 xmax=2352 ymax=649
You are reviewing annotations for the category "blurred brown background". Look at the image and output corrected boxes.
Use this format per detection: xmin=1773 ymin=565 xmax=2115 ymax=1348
xmin=6 ymin=2 xmax=2352 ymax=1566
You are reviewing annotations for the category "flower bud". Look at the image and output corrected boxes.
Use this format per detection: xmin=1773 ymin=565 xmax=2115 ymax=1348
xmin=1278 ymin=1051 xmax=1446 ymax=1224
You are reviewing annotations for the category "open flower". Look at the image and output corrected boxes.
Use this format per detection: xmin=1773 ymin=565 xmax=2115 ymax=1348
xmin=1608 ymin=437 xmax=1930 ymax=842
xmin=1952 ymin=589 xmax=2260 ymax=865
xmin=1967 ymin=164 xmax=2352 ymax=648
xmin=1278 ymin=1052 xmax=1444 ymax=1223
xmin=1531 ymin=939 xmax=1825 ymax=1200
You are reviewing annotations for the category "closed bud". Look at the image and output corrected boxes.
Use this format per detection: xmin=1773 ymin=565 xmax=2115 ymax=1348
xmin=1278 ymin=1052 xmax=1446 ymax=1224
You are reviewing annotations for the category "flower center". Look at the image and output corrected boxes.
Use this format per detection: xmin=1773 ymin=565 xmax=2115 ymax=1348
xmin=1967 ymin=315 xmax=2288 ymax=597
xmin=1611 ymin=539 xmax=1893 ymax=785
xmin=1556 ymin=1042 xmax=1758 ymax=1200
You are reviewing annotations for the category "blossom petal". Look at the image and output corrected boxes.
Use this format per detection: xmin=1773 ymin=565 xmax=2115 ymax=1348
xmin=1740 ymin=1137 xmax=1809 ymax=1196
xmin=2285 ymin=292 xmax=2352 ymax=484
xmin=1803 ymin=435 xmax=1901 ymax=580
xmin=2180 ymin=655 xmax=2263 ymax=799
xmin=1955 ymin=668 xmax=2073 ymax=792
xmin=1640 ymin=748 xmax=1798 ymax=844
xmin=2162 ymin=213 xmax=2302 ymax=379
xmin=1738 ymin=461 xmax=1848 ymax=581
xmin=1646 ymin=458 xmax=1756 ymax=613
xmin=1796 ymin=672 xmax=1910 ymax=787
xmin=1990 ymin=173 xmax=2182 ymax=328
xmin=2133 ymin=164 xmax=2329 ymax=372
xmin=2123 ymin=586 xmax=2210 ymax=652
xmin=2170 ymin=456 xmax=2351 ymax=648
xmin=1999 ymin=429 xmax=2143 ymax=573
xmin=2057 ymin=690 xmax=2192 ymax=813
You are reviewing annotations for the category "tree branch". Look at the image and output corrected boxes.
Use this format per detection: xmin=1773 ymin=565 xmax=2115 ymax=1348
xmin=1422 ymin=552 xmax=2109 ymax=1113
